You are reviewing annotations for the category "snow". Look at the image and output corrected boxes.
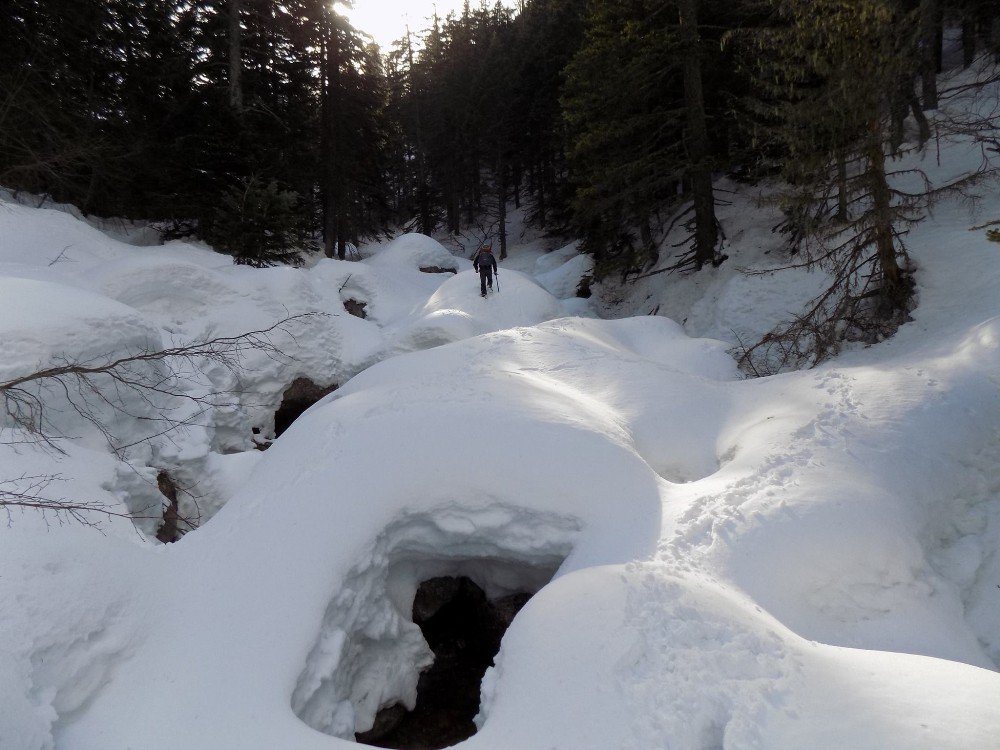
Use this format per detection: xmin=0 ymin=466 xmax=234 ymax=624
xmin=534 ymin=252 xmax=594 ymax=299
xmin=388 ymin=269 xmax=565 ymax=352
xmin=3 ymin=76 xmax=1000 ymax=749
xmin=361 ymin=232 xmax=466 ymax=274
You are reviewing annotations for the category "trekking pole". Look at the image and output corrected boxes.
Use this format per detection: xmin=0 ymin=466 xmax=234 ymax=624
xmin=495 ymin=270 xmax=500 ymax=293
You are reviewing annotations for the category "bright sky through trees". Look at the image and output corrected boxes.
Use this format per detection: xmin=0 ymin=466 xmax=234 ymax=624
xmin=345 ymin=1 xmax=516 ymax=49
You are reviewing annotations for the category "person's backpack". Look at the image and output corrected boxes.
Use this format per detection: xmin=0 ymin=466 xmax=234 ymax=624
xmin=475 ymin=249 xmax=494 ymax=270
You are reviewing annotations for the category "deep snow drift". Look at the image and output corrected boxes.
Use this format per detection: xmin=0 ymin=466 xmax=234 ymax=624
xmin=2 ymin=132 xmax=1000 ymax=748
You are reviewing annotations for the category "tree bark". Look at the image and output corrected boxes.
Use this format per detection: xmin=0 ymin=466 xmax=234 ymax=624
xmin=678 ymin=0 xmax=717 ymax=269
xmin=640 ymin=219 xmax=658 ymax=266
xmin=228 ymin=0 xmax=243 ymax=113
xmin=498 ymin=150 xmax=508 ymax=260
xmin=321 ymin=12 xmax=341 ymax=258
xmin=866 ymin=132 xmax=902 ymax=304
xmin=512 ymin=160 xmax=521 ymax=209
xmin=404 ymin=31 xmax=432 ymax=235
xmin=536 ymin=158 xmax=546 ymax=226
xmin=962 ymin=17 xmax=977 ymax=69
xmin=909 ymin=95 xmax=931 ymax=145
xmin=836 ymin=153 xmax=848 ymax=222
xmin=920 ymin=0 xmax=939 ymax=110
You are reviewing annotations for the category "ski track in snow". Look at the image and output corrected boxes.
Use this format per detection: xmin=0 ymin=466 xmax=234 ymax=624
xmin=2 ymin=134 xmax=1000 ymax=749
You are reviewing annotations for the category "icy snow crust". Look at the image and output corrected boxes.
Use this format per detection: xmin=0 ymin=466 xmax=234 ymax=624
xmin=2 ymin=173 xmax=1000 ymax=748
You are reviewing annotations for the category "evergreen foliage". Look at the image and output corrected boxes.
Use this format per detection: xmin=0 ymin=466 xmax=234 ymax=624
xmin=205 ymin=177 xmax=314 ymax=267
xmin=733 ymin=0 xmax=921 ymax=368
xmin=734 ymin=0 xmax=994 ymax=369
xmin=1 ymin=0 xmax=998 ymax=363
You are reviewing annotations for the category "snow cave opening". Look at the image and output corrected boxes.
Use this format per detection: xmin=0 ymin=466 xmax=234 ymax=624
xmin=291 ymin=509 xmax=578 ymax=747
xmin=272 ymin=377 xmax=337 ymax=438
xmin=356 ymin=573 xmax=534 ymax=749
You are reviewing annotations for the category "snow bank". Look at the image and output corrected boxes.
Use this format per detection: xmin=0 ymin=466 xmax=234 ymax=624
xmin=6 ymin=302 xmax=995 ymax=750
xmin=534 ymin=253 xmax=594 ymax=299
xmin=0 ymin=195 xmax=436 ymax=534
xmin=532 ymin=241 xmax=582 ymax=275
xmin=363 ymin=232 xmax=466 ymax=274
xmin=388 ymin=269 xmax=564 ymax=352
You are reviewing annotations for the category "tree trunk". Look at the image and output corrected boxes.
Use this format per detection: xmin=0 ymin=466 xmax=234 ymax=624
xmin=963 ymin=17 xmax=977 ymax=69
xmin=920 ymin=0 xmax=939 ymax=110
xmin=512 ymin=160 xmax=521 ymax=209
xmin=498 ymin=151 xmax=508 ymax=260
xmin=405 ymin=31 xmax=433 ymax=236
xmin=934 ymin=7 xmax=944 ymax=73
xmin=321 ymin=13 xmax=340 ymax=259
xmin=678 ymin=0 xmax=717 ymax=269
xmin=472 ymin=147 xmax=482 ymax=211
xmin=640 ymin=220 xmax=658 ymax=267
xmin=447 ymin=184 xmax=460 ymax=234
xmin=536 ymin=158 xmax=546 ymax=225
xmin=228 ymin=0 xmax=243 ymax=113
xmin=836 ymin=153 xmax=848 ymax=222
xmin=866 ymin=132 xmax=902 ymax=305
xmin=908 ymin=94 xmax=931 ymax=145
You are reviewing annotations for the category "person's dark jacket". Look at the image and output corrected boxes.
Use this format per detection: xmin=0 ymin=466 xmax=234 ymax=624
xmin=473 ymin=249 xmax=497 ymax=273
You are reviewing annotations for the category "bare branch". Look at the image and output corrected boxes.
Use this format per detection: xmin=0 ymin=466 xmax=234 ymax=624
xmin=0 ymin=313 xmax=328 ymax=533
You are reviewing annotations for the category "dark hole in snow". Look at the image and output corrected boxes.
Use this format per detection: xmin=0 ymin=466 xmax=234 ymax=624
xmin=576 ymin=274 xmax=593 ymax=299
xmin=418 ymin=266 xmax=458 ymax=275
xmin=155 ymin=470 xmax=183 ymax=544
xmin=344 ymin=299 xmax=368 ymax=319
xmin=356 ymin=576 xmax=532 ymax=749
xmin=273 ymin=377 xmax=337 ymax=438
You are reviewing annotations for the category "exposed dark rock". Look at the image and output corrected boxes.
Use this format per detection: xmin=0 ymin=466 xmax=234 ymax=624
xmin=418 ymin=266 xmax=458 ymax=275
xmin=355 ymin=703 xmax=408 ymax=745
xmin=344 ymin=299 xmax=368 ymax=319
xmin=358 ymin=576 xmax=533 ymax=750
xmin=273 ymin=377 xmax=337 ymax=438
xmin=251 ymin=426 xmax=270 ymax=451
xmin=155 ymin=470 xmax=181 ymax=544
xmin=576 ymin=274 xmax=593 ymax=299
xmin=411 ymin=576 xmax=463 ymax=623
xmin=491 ymin=593 xmax=532 ymax=632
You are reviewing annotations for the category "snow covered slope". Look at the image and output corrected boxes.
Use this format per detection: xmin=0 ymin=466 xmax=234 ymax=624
xmin=1 ymin=153 xmax=1000 ymax=750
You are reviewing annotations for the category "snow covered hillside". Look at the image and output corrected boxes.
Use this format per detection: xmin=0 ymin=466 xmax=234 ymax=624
xmin=1 ymin=168 xmax=1000 ymax=750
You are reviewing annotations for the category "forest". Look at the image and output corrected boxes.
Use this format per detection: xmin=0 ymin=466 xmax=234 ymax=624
xmin=3 ymin=0 xmax=1000 ymax=365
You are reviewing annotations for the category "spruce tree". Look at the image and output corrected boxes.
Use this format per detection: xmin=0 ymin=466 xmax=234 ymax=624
xmin=563 ymin=0 xmax=725 ymax=277
xmin=738 ymin=0 xmax=946 ymax=369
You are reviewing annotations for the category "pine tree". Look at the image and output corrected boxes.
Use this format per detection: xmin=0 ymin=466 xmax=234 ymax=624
xmin=317 ymin=4 xmax=393 ymax=258
xmin=563 ymin=0 xmax=725 ymax=277
xmin=206 ymin=177 xmax=315 ymax=266
xmin=508 ymin=0 xmax=586 ymax=229
xmin=1 ymin=0 xmax=129 ymax=212
xmin=738 ymin=0 xmax=946 ymax=369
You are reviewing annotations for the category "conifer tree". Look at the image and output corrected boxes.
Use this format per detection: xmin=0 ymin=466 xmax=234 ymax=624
xmin=563 ymin=0 xmax=725 ymax=277
xmin=317 ymin=5 xmax=391 ymax=257
xmin=738 ymin=0 xmax=965 ymax=369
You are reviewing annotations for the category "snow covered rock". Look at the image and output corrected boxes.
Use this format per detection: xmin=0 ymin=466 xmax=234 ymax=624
xmin=363 ymin=233 xmax=466 ymax=275
xmin=388 ymin=268 xmax=564 ymax=352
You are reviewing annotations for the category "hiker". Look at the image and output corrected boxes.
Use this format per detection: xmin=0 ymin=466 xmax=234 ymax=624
xmin=473 ymin=243 xmax=498 ymax=297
